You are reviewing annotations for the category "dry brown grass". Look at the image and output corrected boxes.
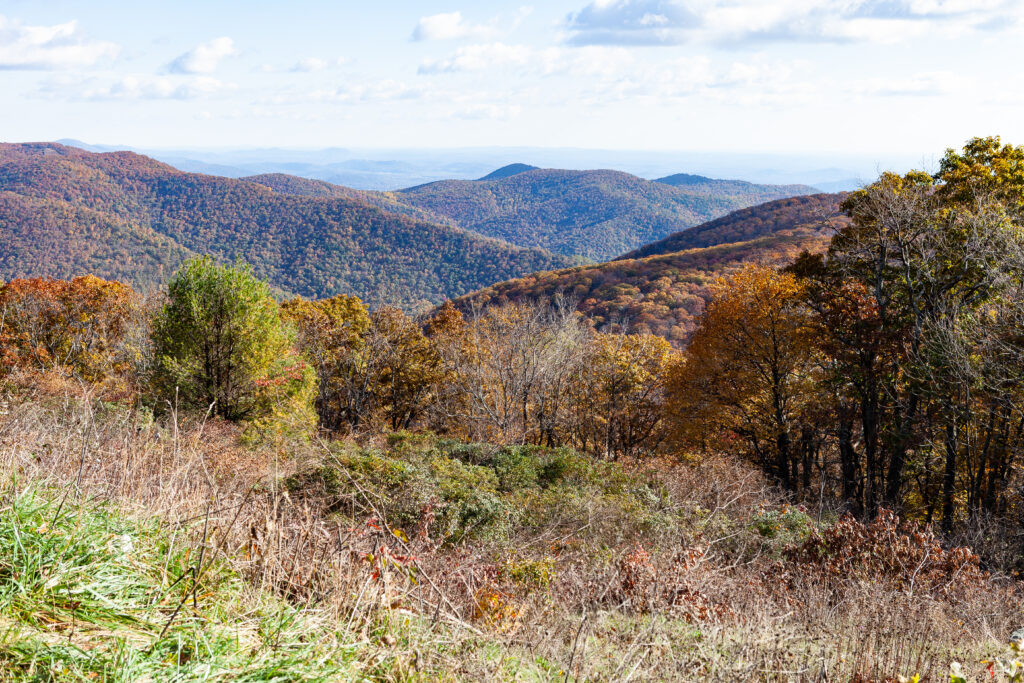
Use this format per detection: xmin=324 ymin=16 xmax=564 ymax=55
xmin=1 ymin=370 xmax=1020 ymax=681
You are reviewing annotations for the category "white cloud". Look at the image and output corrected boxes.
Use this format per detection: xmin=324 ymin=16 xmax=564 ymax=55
xmin=311 ymin=80 xmax=426 ymax=103
xmin=853 ymin=70 xmax=965 ymax=97
xmin=259 ymin=57 xmax=347 ymax=73
xmin=561 ymin=0 xmax=1024 ymax=47
xmin=0 ymin=15 xmax=119 ymax=69
xmin=412 ymin=11 xmax=494 ymax=41
xmin=38 ymin=74 xmax=233 ymax=101
xmin=453 ymin=103 xmax=523 ymax=120
xmin=564 ymin=0 xmax=701 ymax=46
xmin=292 ymin=57 xmax=328 ymax=72
xmin=419 ymin=42 xmax=533 ymax=74
xmin=419 ymin=43 xmax=641 ymax=81
xmin=167 ymin=37 xmax=237 ymax=74
xmin=717 ymin=0 xmax=1024 ymax=45
xmin=543 ymin=45 xmax=636 ymax=77
xmin=87 ymin=75 xmax=232 ymax=100
xmin=414 ymin=38 xmax=810 ymax=109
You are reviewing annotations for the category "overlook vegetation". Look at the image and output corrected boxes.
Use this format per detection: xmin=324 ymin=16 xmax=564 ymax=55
xmin=3 ymin=137 xmax=1024 ymax=681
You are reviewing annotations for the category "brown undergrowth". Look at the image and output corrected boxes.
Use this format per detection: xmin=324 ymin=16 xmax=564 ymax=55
xmin=0 ymin=371 xmax=1020 ymax=681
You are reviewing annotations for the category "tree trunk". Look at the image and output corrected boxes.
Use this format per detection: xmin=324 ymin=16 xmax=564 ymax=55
xmin=838 ymin=417 xmax=861 ymax=515
xmin=942 ymin=418 xmax=958 ymax=536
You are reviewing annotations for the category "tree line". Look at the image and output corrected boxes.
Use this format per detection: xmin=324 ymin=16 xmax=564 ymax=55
xmin=667 ymin=137 xmax=1024 ymax=533
xmin=0 ymin=257 xmax=675 ymax=459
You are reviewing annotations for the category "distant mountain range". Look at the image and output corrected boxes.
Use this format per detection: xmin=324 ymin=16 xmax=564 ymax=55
xmin=0 ymin=143 xmax=575 ymax=310
xmin=451 ymin=193 xmax=848 ymax=345
xmin=249 ymin=164 xmax=815 ymax=262
xmin=0 ymin=142 xmax=848 ymax=316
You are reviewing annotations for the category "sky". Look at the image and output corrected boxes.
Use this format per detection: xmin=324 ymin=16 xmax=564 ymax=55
xmin=2 ymin=0 xmax=1023 ymax=157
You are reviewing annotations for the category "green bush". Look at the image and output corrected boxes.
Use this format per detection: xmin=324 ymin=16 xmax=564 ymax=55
xmin=435 ymin=439 xmax=499 ymax=465
xmin=428 ymin=456 xmax=509 ymax=541
xmin=503 ymin=556 xmax=557 ymax=592
xmin=491 ymin=447 xmax=541 ymax=491
xmin=286 ymin=434 xmax=696 ymax=549
xmin=539 ymin=448 xmax=596 ymax=487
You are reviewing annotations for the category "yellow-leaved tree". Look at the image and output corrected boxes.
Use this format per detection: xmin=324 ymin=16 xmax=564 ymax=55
xmin=569 ymin=332 xmax=675 ymax=459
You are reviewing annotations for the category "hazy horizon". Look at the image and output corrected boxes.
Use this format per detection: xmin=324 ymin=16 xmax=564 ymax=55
xmin=42 ymin=136 xmax=927 ymax=191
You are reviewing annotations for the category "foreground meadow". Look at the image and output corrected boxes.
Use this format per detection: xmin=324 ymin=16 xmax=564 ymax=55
xmin=1 ymin=374 xmax=1020 ymax=682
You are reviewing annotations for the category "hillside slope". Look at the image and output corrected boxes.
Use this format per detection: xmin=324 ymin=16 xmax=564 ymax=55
xmin=0 ymin=143 xmax=576 ymax=309
xmin=0 ymin=192 xmax=194 ymax=289
xmin=247 ymin=167 xmax=817 ymax=262
xmin=393 ymin=169 xmax=815 ymax=261
xmin=453 ymin=196 xmax=844 ymax=345
xmin=244 ymin=172 xmax=450 ymax=226
xmin=619 ymin=192 xmax=846 ymax=260
xmin=655 ymin=173 xmax=816 ymax=200
xmin=478 ymin=163 xmax=539 ymax=180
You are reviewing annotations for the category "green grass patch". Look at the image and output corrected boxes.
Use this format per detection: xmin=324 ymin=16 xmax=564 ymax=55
xmin=0 ymin=487 xmax=359 ymax=681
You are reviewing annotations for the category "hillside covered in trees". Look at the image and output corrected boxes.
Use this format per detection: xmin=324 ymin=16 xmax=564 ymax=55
xmin=655 ymin=172 xmax=815 ymax=199
xmin=453 ymin=193 xmax=838 ymax=344
xmin=619 ymin=192 xmax=848 ymax=259
xmin=248 ymin=165 xmax=815 ymax=262
xmin=243 ymin=172 xmax=452 ymax=226
xmin=0 ymin=143 xmax=576 ymax=309
xmin=389 ymin=168 xmax=815 ymax=261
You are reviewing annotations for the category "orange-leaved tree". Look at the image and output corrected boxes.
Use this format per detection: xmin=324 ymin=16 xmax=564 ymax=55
xmin=665 ymin=264 xmax=820 ymax=488
xmin=0 ymin=275 xmax=141 ymax=384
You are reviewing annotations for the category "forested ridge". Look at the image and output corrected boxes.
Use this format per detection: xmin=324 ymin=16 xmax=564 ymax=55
xmin=391 ymin=168 xmax=816 ymax=260
xmin=453 ymin=192 xmax=839 ymax=344
xmin=250 ymin=165 xmax=816 ymax=262
xmin=619 ymin=192 xmax=848 ymax=259
xmin=0 ymin=142 xmax=576 ymax=310
xmin=244 ymin=171 xmax=453 ymax=226
xmin=655 ymin=171 xmax=813 ymax=199
xmin=0 ymin=191 xmax=193 ymax=288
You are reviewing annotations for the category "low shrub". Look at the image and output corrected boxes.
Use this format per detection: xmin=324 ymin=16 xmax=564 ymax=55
xmin=751 ymin=504 xmax=815 ymax=549
xmin=287 ymin=434 xmax=689 ymax=550
xmin=781 ymin=509 xmax=991 ymax=598
xmin=502 ymin=556 xmax=557 ymax=592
